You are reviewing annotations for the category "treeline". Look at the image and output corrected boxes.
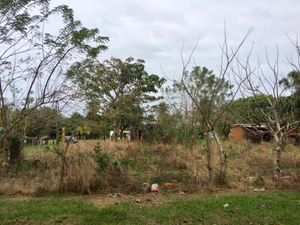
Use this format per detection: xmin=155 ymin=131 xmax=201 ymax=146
xmin=14 ymin=83 xmax=300 ymax=144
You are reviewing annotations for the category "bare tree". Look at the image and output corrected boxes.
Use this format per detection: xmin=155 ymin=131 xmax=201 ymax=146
xmin=236 ymin=45 xmax=299 ymax=181
xmin=179 ymin=28 xmax=252 ymax=189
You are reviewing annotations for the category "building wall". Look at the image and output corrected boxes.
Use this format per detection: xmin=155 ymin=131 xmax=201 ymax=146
xmin=229 ymin=125 xmax=272 ymax=143
xmin=229 ymin=126 xmax=245 ymax=141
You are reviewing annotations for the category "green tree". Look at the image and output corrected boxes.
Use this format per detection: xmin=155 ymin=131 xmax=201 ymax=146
xmin=0 ymin=0 xmax=109 ymax=163
xmin=173 ymin=66 xmax=233 ymax=133
xmin=86 ymin=99 xmax=101 ymax=121
xmin=68 ymin=57 xmax=166 ymax=140
xmin=280 ymin=71 xmax=300 ymax=94
xmin=280 ymin=71 xmax=300 ymax=119
xmin=229 ymin=95 xmax=296 ymax=126
xmin=164 ymin=67 xmax=234 ymax=146
xmin=25 ymin=107 xmax=61 ymax=138
xmin=75 ymin=125 xmax=91 ymax=140
xmin=64 ymin=112 xmax=84 ymax=134
xmin=229 ymin=95 xmax=271 ymax=124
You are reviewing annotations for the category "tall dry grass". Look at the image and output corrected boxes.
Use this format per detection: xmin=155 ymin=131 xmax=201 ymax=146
xmin=0 ymin=140 xmax=299 ymax=195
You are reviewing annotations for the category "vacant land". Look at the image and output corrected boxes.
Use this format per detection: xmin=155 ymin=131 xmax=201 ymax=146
xmin=0 ymin=192 xmax=300 ymax=225
xmin=1 ymin=140 xmax=300 ymax=196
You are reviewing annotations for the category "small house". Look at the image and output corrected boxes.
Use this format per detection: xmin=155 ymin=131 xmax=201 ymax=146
xmin=229 ymin=124 xmax=271 ymax=143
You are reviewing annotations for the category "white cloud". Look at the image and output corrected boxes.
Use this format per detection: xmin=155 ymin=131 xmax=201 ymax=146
xmin=51 ymin=0 xmax=300 ymax=78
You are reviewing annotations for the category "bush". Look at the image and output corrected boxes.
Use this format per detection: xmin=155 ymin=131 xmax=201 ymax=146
xmin=35 ymin=186 xmax=50 ymax=196
xmin=7 ymin=136 xmax=23 ymax=164
xmin=215 ymin=172 xmax=230 ymax=187
xmin=93 ymin=142 xmax=112 ymax=173
xmin=253 ymin=175 xmax=265 ymax=188
xmin=91 ymin=142 xmax=130 ymax=192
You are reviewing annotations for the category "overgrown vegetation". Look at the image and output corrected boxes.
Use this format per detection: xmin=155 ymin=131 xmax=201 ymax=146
xmin=0 ymin=140 xmax=299 ymax=195
xmin=0 ymin=0 xmax=299 ymax=199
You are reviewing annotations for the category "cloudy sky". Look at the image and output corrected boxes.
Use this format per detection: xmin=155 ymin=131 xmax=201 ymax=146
xmin=51 ymin=0 xmax=299 ymax=80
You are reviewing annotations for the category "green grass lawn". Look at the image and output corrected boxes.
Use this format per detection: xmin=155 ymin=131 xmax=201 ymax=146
xmin=0 ymin=192 xmax=299 ymax=225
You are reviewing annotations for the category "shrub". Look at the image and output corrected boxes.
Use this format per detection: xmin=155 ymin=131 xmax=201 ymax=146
xmin=35 ymin=186 xmax=50 ymax=196
xmin=253 ymin=175 xmax=265 ymax=188
xmin=215 ymin=172 xmax=230 ymax=187
xmin=7 ymin=136 xmax=23 ymax=164
xmin=93 ymin=142 xmax=112 ymax=173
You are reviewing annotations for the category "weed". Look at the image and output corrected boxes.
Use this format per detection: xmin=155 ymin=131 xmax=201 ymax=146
xmin=1 ymin=140 xmax=299 ymax=195
xmin=93 ymin=142 xmax=112 ymax=173
xmin=253 ymin=175 xmax=265 ymax=188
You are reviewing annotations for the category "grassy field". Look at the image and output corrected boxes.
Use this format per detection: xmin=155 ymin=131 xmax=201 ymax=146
xmin=0 ymin=192 xmax=299 ymax=225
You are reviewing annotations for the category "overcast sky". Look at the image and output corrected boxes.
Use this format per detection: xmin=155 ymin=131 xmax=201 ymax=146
xmin=51 ymin=0 xmax=299 ymax=81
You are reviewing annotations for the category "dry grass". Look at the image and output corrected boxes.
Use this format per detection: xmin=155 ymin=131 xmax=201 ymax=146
xmin=0 ymin=140 xmax=299 ymax=195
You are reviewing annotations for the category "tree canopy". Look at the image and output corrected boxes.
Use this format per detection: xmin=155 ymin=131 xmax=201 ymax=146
xmin=68 ymin=57 xmax=166 ymax=139
xmin=0 ymin=0 xmax=109 ymax=160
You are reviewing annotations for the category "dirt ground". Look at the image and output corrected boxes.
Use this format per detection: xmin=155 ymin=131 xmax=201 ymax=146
xmin=2 ymin=188 xmax=287 ymax=209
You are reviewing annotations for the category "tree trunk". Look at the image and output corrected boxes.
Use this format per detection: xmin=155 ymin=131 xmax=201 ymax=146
xmin=58 ymin=127 xmax=69 ymax=194
xmin=206 ymin=131 xmax=214 ymax=190
xmin=212 ymin=130 xmax=226 ymax=176
xmin=7 ymin=136 xmax=22 ymax=165
xmin=113 ymin=119 xmax=120 ymax=142
xmin=273 ymin=140 xmax=282 ymax=181
xmin=59 ymin=153 xmax=66 ymax=193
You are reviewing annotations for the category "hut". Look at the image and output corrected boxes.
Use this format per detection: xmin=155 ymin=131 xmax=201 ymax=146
xmin=229 ymin=124 xmax=271 ymax=143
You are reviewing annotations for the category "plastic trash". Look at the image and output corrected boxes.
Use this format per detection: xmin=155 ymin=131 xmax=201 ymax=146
xmin=254 ymin=187 xmax=265 ymax=192
xmin=151 ymin=183 xmax=159 ymax=192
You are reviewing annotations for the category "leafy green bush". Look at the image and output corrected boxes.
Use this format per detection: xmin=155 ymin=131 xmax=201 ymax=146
xmin=93 ymin=142 xmax=112 ymax=173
